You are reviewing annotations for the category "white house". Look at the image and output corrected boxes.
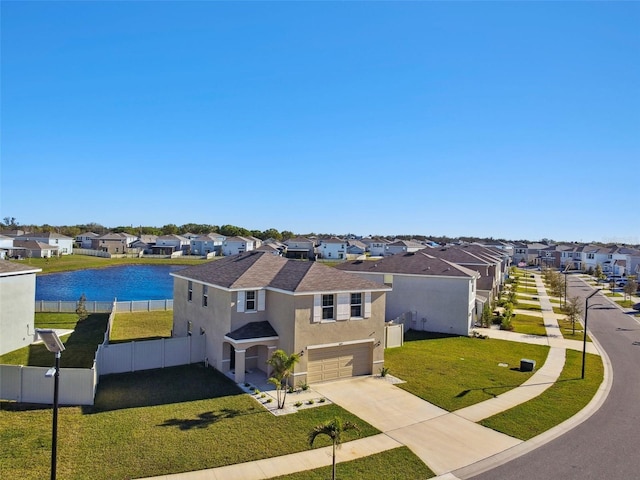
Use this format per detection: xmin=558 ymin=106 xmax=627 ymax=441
xmin=190 ymin=233 xmax=225 ymax=256
xmin=319 ymin=237 xmax=347 ymax=260
xmin=0 ymin=234 xmax=14 ymax=259
xmin=75 ymin=232 xmax=99 ymax=249
xmin=0 ymin=260 xmax=41 ymax=355
xmin=222 ymin=236 xmax=255 ymax=256
xmin=361 ymin=237 xmax=390 ymax=257
xmin=15 ymin=232 xmax=74 ymax=255
xmin=384 ymin=240 xmax=425 ymax=256
xmin=154 ymin=234 xmax=191 ymax=254
xmin=337 ymin=251 xmax=480 ymax=336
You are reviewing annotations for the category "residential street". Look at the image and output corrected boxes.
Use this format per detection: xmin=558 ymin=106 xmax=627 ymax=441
xmin=468 ymin=275 xmax=640 ymax=480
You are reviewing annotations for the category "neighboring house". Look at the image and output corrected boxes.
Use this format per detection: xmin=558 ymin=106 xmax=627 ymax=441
xmin=153 ymin=234 xmax=190 ymax=255
xmin=255 ymin=243 xmax=283 ymax=256
xmin=93 ymin=232 xmax=138 ymax=254
xmin=190 ymin=233 xmax=225 ymax=256
xmin=12 ymin=240 xmax=59 ymax=258
xmin=75 ymin=232 xmax=99 ymax=249
xmin=284 ymin=237 xmax=316 ymax=260
xmin=257 ymin=239 xmax=287 ymax=256
xmin=248 ymin=236 xmax=263 ymax=249
xmin=336 ymin=251 xmax=480 ymax=336
xmin=15 ymin=232 xmax=74 ymax=255
xmin=170 ymin=251 xmax=390 ymax=385
xmin=0 ymin=234 xmax=14 ymax=259
xmin=222 ymin=236 xmax=255 ymax=256
xmin=426 ymin=244 xmax=507 ymax=301
xmin=319 ymin=237 xmax=347 ymax=260
xmin=361 ymin=237 xmax=390 ymax=257
xmin=384 ymin=240 xmax=425 ymax=256
xmin=0 ymin=260 xmax=41 ymax=355
xmin=347 ymin=240 xmax=367 ymax=256
xmin=511 ymin=242 xmax=548 ymax=266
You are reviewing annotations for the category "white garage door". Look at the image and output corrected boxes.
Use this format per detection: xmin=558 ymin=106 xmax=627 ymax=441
xmin=307 ymin=343 xmax=372 ymax=383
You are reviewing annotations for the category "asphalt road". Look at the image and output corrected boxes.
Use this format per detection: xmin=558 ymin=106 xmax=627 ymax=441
xmin=470 ymin=275 xmax=640 ymax=480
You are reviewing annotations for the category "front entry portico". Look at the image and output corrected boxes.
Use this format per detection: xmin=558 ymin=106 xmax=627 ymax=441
xmin=223 ymin=321 xmax=279 ymax=384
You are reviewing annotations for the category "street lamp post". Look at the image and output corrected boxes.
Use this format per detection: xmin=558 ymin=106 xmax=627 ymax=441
xmin=36 ymin=329 xmax=65 ymax=480
xmin=581 ymin=290 xmax=600 ymax=380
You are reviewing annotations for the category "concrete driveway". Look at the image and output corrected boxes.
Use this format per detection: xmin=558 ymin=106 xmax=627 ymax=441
xmin=313 ymin=376 xmax=523 ymax=476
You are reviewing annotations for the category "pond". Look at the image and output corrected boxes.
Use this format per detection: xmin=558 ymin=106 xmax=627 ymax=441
xmin=35 ymin=265 xmax=187 ymax=302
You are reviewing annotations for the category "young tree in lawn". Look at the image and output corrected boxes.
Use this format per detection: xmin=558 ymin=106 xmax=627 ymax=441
xmin=309 ymin=416 xmax=360 ymax=480
xmin=266 ymin=349 xmax=300 ymax=409
xmin=624 ymin=278 xmax=638 ymax=302
xmin=564 ymin=296 xmax=583 ymax=335
xmin=76 ymin=293 xmax=89 ymax=322
xmin=594 ymin=264 xmax=604 ymax=280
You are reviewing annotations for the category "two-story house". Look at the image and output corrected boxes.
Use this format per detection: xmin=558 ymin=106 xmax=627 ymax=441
xmin=170 ymin=251 xmax=390 ymax=385
xmin=153 ymin=234 xmax=191 ymax=255
xmin=15 ymin=232 xmax=74 ymax=255
xmin=319 ymin=237 xmax=347 ymax=260
xmin=190 ymin=233 xmax=225 ymax=256
xmin=361 ymin=237 xmax=390 ymax=257
xmin=384 ymin=239 xmax=425 ymax=256
xmin=222 ymin=236 xmax=255 ymax=256
xmin=93 ymin=232 xmax=138 ymax=254
xmin=284 ymin=237 xmax=316 ymax=260
xmin=75 ymin=232 xmax=99 ymax=249
xmin=336 ymin=251 xmax=480 ymax=336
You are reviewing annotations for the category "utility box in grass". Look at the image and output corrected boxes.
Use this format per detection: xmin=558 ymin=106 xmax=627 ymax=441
xmin=520 ymin=358 xmax=536 ymax=372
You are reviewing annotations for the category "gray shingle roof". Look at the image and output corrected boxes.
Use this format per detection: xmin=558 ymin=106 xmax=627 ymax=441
xmin=226 ymin=321 xmax=278 ymax=340
xmin=0 ymin=259 xmax=42 ymax=276
xmin=172 ymin=251 xmax=390 ymax=293
xmin=335 ymin=251 xmax=478 ymax=278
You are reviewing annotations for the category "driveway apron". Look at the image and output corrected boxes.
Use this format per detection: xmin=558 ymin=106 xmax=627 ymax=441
xmin=313 ymin=376 xmax=523 ymax=476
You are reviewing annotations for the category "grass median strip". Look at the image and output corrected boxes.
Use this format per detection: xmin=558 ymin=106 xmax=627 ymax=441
xmin=479 ymin=349 xmax=604 ymax=440
xmin=269 ymin=446 xmax=435 ymax=479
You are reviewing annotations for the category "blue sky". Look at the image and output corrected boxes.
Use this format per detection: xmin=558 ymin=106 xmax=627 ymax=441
xmin=1 ymin=1 xmax=638 ymax=243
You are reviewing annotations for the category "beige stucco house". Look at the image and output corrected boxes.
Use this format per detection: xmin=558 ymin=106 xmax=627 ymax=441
xmin=171 ymin=251 xmax=390 ymax=385
xmin=0 ymin=260 xmax=41 ymax=355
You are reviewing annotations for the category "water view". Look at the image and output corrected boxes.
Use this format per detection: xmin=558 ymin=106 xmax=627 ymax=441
xmin=35 ymin=265 xmax=187 ymax=302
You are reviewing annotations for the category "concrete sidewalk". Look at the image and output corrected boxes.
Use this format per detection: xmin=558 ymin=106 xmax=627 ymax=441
xmin=136 ymin=273 xmax=611 ymax=480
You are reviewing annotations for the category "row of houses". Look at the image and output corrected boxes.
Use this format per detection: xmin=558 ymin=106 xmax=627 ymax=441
xmin=170 ymin=242 xmax=512 ymax=385
xmin=1 ymin=240 xmax=509 ymax=383
xmin=2 ymin=228 xmax=638 ymax=279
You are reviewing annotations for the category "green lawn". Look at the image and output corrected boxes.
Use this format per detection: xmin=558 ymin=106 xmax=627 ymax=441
xmin=270 ymin=446 xmax=435 ymax=479
xmin=614 ymin=299 xmax=638 ymax=309
xmin=384 ymin=332 xmax=550 ymax=411
xmin=0 ymin=365 xmax=381 ymax=480
xmin=0 ymin=313 xmax=107 ymax=368
xmin=110 ymin=310 xmax=173 ymax=342
xmin=510 ymin=313 xmax=546 ymax=336
xmin=514 ymin=302 xmax=542 ymax=312
xmin=480 ymin=349 xmax=604 ymax=440
xmin=556 ymin=317 xmax=591 ymax=342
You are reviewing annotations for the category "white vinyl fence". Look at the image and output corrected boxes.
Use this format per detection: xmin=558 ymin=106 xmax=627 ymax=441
xmin=97 ymin=335 xmax=206 ymax=376
xmin=2 ymin=300 xmax=201 ymax=406
xmin=0 ymin=363 xmax=98 ymax=405
xmin=35 ymin=299 xmax=173 ymax=313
